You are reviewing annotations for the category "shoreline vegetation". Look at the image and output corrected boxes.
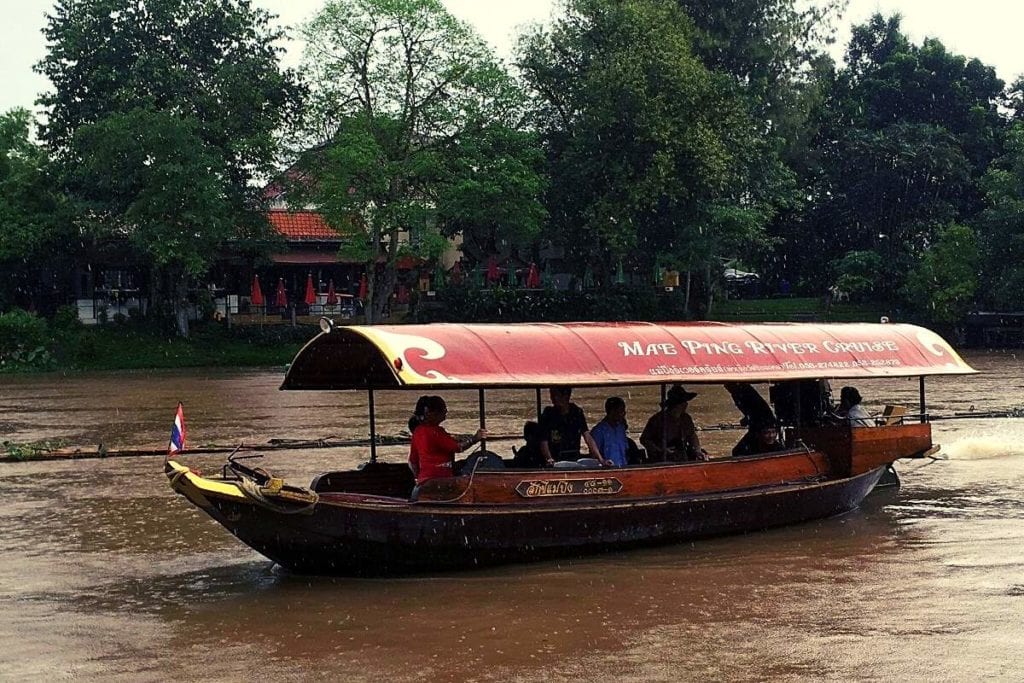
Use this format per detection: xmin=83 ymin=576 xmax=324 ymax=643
xmin=0 ymin=296 xmax=896 ymax=375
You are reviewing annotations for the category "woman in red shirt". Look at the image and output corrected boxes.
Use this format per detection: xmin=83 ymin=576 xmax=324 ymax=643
xmin=408 ymin=396 xmax=487 ymax=484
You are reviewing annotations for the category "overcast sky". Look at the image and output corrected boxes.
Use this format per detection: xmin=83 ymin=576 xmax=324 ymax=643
xmin=3 ymin=0 xmax=1024 ymax=117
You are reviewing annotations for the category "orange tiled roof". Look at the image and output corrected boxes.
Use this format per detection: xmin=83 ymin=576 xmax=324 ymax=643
xmin=268 ymin=210 xmax=340 ymax=241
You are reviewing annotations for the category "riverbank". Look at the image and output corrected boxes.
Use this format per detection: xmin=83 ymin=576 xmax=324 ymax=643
xmin=1 ymin=297 xmax=900 ymax=374
xmin=0 ymin=318 xmax=309 ymax=373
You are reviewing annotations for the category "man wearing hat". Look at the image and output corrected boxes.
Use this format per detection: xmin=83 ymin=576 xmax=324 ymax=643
xmin=640 ymin=384 xmax=704 ymax=462
xmin=725 ymin=382 xmax=779 ymax=457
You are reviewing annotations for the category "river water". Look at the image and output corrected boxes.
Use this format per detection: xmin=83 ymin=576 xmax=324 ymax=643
xmin=2 ymin=351 xmax=1023 ymax=681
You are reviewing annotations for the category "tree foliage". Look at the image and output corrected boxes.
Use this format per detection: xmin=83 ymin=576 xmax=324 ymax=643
xmin=297 ymin=0 xmax=544 ymax=322
xmin=902 ymin=223 xmax=978 ymax=323
xmin=0 ymin=109 xmax=62 ymax=262
xmin=789 ymin=13 xmax=1005 ymax=301
xmin=975 ymin=122 xmax=1024 ymax=310
xmin=0 ymin=109 xmax=68 ymax=310
xmin=37 ymin=0 xmax=299 ymax=335
xmin=519 ymin=0 xmax=791 ymax=310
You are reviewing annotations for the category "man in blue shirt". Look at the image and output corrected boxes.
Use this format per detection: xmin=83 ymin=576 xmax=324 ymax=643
xmin=590 ymin=396 xmax=629 ymax=467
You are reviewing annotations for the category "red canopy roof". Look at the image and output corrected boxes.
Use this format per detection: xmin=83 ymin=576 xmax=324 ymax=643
xmin=268 ymin=210 xmax=339 ymax=240
xmin=281 ymin=322 xmax=976 ymax=390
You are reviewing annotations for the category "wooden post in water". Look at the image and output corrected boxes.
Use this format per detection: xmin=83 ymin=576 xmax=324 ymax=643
xmin=479 ymin=388 xmax=487 ymax=451
xmin=535 ymin=388 xmax=542 ymax=421
xmin=919 ymin=376 xmax=926 ymax=423
xmin=368 ymin=388 xmax=377 ymax=463
xmin=660 ymin=384 xmax=667 ymax=457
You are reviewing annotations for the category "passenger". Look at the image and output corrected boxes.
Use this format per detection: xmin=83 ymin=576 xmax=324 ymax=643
xmin=511 ymin=421 xmax=545 ymax=468
xmin=590 ymin=397 xmax=628 ymax=467
xmin=839 ymin=386 xmax=873 ymax=427
xmin=407 ymin=395 xmax=430 ymax=435
xmin=732 ymin=416 xmax=784 ymax=457
xmin=640 ymin=384 xmax=704 ymax=462
xmin=539 ymin=386 xmax=604 ymax=466
xmin=408 ymin=396 xmax=487 ymax=484
xmin=724 ymin=383 xmax=777 ymax=457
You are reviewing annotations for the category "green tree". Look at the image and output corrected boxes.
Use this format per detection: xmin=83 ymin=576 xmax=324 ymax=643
xmin=975 ymin=122 xmax=1024 ymax=310
xmin=794 ymin=14 xmax=1004 ymax=298
xmin=0 ymin=109 xmax=67 ymax=310
xmin=832 ymin=249 xmax=882 ymax=300
xmin=519 ymin=0 xmax=790 ymax=313
xmin=902 ymin=224 xmax=978 ymax=322
xmin=37 ymin=0 xmax=300 ymax=336
xmin=296 ymin=0 xmax=543 ymax=322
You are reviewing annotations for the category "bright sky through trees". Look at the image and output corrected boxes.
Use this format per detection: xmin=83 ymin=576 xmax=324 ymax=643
xmin=3 ymin=0 xmax=1024 ymax=114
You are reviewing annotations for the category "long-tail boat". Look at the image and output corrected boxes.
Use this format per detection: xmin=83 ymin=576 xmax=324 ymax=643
xmin=165 ymin=321 xmax=975 ymax=575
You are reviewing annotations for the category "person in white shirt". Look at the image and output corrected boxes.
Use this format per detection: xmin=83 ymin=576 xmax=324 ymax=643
xmin=839 ymin=386 xmax=873 ymax=427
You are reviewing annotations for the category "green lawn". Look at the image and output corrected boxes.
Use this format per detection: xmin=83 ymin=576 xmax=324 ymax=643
xmin=712 ymin=297 xmax=893 ymax=323
xmin=58 ymin=323 xmax=312 ymax=371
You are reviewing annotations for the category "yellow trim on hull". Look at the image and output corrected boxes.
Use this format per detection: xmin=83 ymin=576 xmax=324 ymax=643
xmin=166 ymin=459 xmax=247 ymax=502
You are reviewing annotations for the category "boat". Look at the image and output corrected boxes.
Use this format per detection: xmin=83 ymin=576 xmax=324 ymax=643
xmin=165 ymin=321 xmax=975 ymax=575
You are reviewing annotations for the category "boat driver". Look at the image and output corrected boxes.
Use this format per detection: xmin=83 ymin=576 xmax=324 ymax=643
xmin=640 ymin=384 xmax=704 ymax=462
xmin=408 ymin=396 xmax=487 ymax=483
xmin=539 ymin=386 xmax=607 ymax=466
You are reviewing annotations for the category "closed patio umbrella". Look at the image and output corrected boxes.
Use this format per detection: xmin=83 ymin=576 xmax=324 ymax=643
xmin=526 ymin=262 xmax=541 ymax=288
xmin=304 ymin=273 xmax=317 ymax=306
xmin=486 ymin=256 xmax=499 ymax=284
xmin=358 ymin=273 xmax=368 ymax=300
xmin=275 ymin=278 xmax=287 ymax=309
xmin=326 ymin=279 xmax=338 ymax=306
xmin=250 ymin=275 xmax=264 ymax=307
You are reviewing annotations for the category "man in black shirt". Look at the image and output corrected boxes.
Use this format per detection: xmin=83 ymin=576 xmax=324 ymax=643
xmin=539 ymin=386 xmax=604 ymax=466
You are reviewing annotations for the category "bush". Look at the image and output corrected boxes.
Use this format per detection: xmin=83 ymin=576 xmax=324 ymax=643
xmin=0 ymin=308 xmax=54 ymax=370
xmin=51 ymin=305 xmax=82 ymax=334
xmin=418 ymin=286 xmax=691 ymax=323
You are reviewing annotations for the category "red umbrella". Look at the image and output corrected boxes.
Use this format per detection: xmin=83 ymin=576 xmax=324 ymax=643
xmin=486 ymin=256 xmax=499 ymax=283
xmin=250 ymin=275 xmax=264 ymax=306
xmin=275 ymin=278 xmax=287 ymax=308
xmin=326 ymin=279 xmax=339 ymax=306
xmin=526 ymin=262 xmax=541 ymax=288
xmin=303 ymin=273 xmax=317 ymax=306
xmin=358 ymin=273 xmax=368 ymax=300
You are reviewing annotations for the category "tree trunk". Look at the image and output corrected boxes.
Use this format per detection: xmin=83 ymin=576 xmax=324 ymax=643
xmin=173 ymin=269 xmax=190 ymax=338
xmin=373 ymin=266 xmax=398 ymax=323
xmin=364 ymin=257 xmax=376 ymax=325
xmin=684 ymin=270 xmax=692 ymax=319
xmin=704 ymin=263 xmax=714 ymax=317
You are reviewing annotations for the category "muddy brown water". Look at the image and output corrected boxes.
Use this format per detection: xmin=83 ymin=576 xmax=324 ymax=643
xmin=2 ymin=351 xmax=1024 ymax=681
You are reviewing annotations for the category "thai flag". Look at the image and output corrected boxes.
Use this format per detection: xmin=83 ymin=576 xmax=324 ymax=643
xmin=167 ymin=402 xmax=186 ymax=457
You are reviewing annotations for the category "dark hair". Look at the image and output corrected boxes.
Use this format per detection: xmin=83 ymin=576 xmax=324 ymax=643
xmin=523 ymin=420 xmax=541 ymax=442
xmin=408 ymin=395 xmax=431 ymax=433
xmin=424 ymin=395 xmax=447 ymax=413
xmin=840 ymin=386 xmax=862 ymax=406
xmin=605 ymin=396 xmax=625 ymax=413
xmin=551 ymin=385 xmax=573 ymax=399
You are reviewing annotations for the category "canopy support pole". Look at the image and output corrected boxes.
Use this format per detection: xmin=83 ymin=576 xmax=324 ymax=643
xmin=479 ymin=388 xmax=487 ymax=451
xmin=535 ymin=388 xmax=542 ymax=421
xmin=919 ymin=376 xmax=926 ymax=423
xmin=660 ymin=384 xmax=667 ymax=457
xmin=368 ymin=388 xmax=377 ymax=463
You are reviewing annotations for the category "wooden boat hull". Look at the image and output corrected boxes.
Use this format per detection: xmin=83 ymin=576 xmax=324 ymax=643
xmin=167 ymin=460 xmax=884 ymax=575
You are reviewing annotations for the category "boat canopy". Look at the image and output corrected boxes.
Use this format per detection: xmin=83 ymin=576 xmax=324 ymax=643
xmin=280 ymin=322 xmax=976 ymax=390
